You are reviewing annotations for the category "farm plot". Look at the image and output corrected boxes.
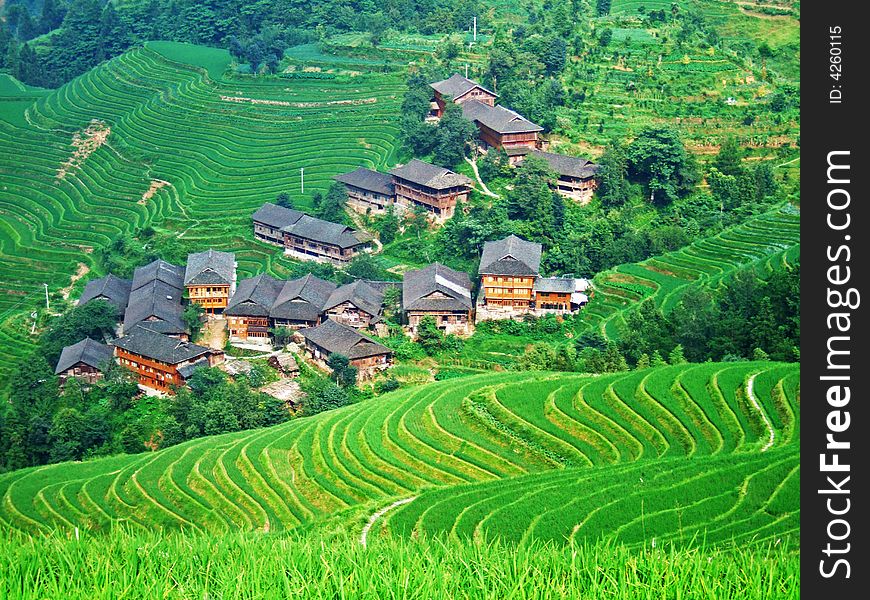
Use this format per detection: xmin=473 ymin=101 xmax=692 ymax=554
xmin=0 ymin=44 xmax=404 ymax=388
xmin=582 ymin=206 xmax=800 ymax=339
xmin=0 ymin=362 xmax=799 ymax=548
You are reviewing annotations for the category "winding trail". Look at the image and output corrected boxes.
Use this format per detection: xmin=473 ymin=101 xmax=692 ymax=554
xmin=746 ymin=373 xmax=775 ymax=452
xmin=360 ymin=496 xmax=416 ymax=547
xmin=465 ymin=157 xmax=499 ymax=198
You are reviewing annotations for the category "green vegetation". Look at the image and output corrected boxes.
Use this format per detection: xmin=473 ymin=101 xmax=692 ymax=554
xmin=0 ymin=528 xmax=799 ymax=599
xmin=0 ymin=362 xmax=798 ymax=542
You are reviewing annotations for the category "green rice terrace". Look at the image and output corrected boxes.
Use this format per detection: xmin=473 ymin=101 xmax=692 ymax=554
xmin=0 ymin=361 xmax=799 ymax=549
xmin=0 ymin=42 xmax=404 ymax=386
xmin=586 ymin=205 xmax=800 ymax=339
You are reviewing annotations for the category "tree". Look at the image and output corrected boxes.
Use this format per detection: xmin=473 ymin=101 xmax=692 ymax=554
xmin=626 ymin=127 xmax=698 ymax=205
xmin=183 ymin=303 xmax=205 ymax=340
xmin=40 ymin=0 xmax=68 ymax=33
xmin=49 ymin=407 xmax=87 ymax=462
xmin=415 ymin=315 xmax=444 ymax=355
xmin=39 ymin=301 xmax=118 ymax=366
xmin=378 ymin=206 xmax=399 ymax=245
xmin=478 ymin=147 xmax=511 ymax=182
xmin=345 ymin=254 xmax=383 ymax=281
xmin=597 ymin=138 xmax=631 ymax=208
xmin=304 ymin=381 xmax=351 ymax=416
xmin=596 ymin=0 xmax=613 ymax=16
xmin=382 ymin=286 xmax=403 ymax=323
xmin=712 ymin=137 xmax=744 ymax=177
xmin=433 ymin=101 xmax=477 ymax=169
xmin=270 ymin=326 xmax=294 ymax=348
xmin=599 ymin=28 xmax=613 ymax=47
xmin=316 ymin=182 xmax=348 ymax=223
xmin=327 ymin=353 xmax=358 ymax=387
xmin=97 ymin=2 xmax=131 ymax=62
xmin=668 ymin=344 xmax=687 ymax=365
xmin=276 ymin=192 xmax=294 ymax=209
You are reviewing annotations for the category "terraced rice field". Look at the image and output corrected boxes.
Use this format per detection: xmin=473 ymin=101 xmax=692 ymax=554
xmin=0 ymin=43 xmax=404 ymax=387
xmin=0 ymin=362 xmax=799 ymax=548
xmin=583 ymin=205 xmax=800 ymax=339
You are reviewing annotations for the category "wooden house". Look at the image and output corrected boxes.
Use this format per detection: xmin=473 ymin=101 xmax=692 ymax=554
xmin=184 ymin=249 xmax=236 ymax=314
xmin=429 ymin=73 xmax=544 ymax=153
xmin=123 ymin=278 xmax=187 ymax=339
xmin=428 ymin=74 xmax=497 ymax=120
xmin=225 ymin=274 xmax=283 ymax=342
xmin=298 ymin=319 xmax=392 ymax=380
xmin=477 ymin=235 xmax=542 ymax=312
xmin=112 ymin=325 xmax=224 ymax=394
xmin=54 ymin=338 xmax=114 ymax=385
xmin=323 ymin=280 xmax=385 ymax=330
xmin=390 ymin=159 xmax=473 ymax=222
xmin=132 ymin=259 xmax=185 ymax=292
xmin=334 ymin=168 xmax=395 ymax=215
xmin=77 ymin=274 xmax=132 ymax=318
xmin=282 ymin=215 xmax=373 ymax=263
xmin=460 ymin=101 xmax=543 ymax=152
xmin=252 ymin=203 xmax=373 ymax=264
xmin=252 ymin=202 xmax=304 ymax=246
xmin=402 ymin=263 xmax=473 ymax=336
xmin=533 ymin=277 xmax=575 ymax=311
xmin=512 ymin=149 xmax=600 ymax=202
xmin=270 ymin=274 xmax=337 ymax=330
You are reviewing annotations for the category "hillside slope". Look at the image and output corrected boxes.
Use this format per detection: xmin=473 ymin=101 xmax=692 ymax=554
xmin=0 ymin=362 xmax=799 ymax=547
xmin=0 ymin=43 xmax=403 ymax=385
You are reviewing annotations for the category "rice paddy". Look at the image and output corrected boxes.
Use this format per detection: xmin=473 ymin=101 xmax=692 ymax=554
xmin=0 ymin=362 xmax=799 ymax=551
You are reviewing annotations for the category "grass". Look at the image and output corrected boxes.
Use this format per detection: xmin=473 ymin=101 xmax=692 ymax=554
xmin=0 ymin=527 xmax=799 ymax=599
xmin=0 ymin=362 xmax=798 ymax=548
xmin=145 ymin=41 xmax=232 ymax=81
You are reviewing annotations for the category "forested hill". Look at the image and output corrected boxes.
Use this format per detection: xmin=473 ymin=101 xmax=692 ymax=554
xmin=0 ymin=0 xmax=486 ymax=87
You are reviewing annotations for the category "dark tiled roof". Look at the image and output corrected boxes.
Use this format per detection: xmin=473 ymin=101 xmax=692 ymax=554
xmin=177 ymin=358 xmax=210 ymax=380
xmin=112 ymin=325 xmax=213 ymax=364
xmin=78 ymin=274 xmax=132 ymax=316
xmin=184 ymin=249 xmax=236 ymax=286
xmin=479 ymin=235 xmax=543 ymax=276
xmin=252 ymin=202 xmax=304 ymax=229
xmin=123 ymin=280 xmax=186 ymax=334
xmin=528 ymin=150 xmax=599 ymax=179
xmin=54 ymin=338 xmax=113 ymax=374
xmin=461 ymin=100 xmax=544 ymax=134
xmin=132 ymin=260 xmax=184 ymax=292
xmin=390 ymin=159 xmax=473 ymax=190
xmin=403 ymin=263 xmax=473 ymax=312
xmin=324 ymin=280 xmax=384 ymax=319
xmin=334 ymin=168 xmax=394 ymax=196
xmin=226 ymin=274 xmax=283 ymax=317
xmin=430 ymin=74 xmax=497 ymax=100
xmin=300 ymin=319 xmax=392 ymax=360
xmin=282 ymin=215 xmax=372 ymax=249
xmin=534 ymin=277 xmax=576 ymax=293
xmin=270 ymin=274 xmax=337 ymax=322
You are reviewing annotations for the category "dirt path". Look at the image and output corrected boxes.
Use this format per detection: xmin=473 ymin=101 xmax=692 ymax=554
xmin=345 ymin=210 xmax=383 ymax=254
xmin=60 ymin=263 xmax=91 ymax=300
xmin=200 ymin=317 xmax=227 ymax=350
xmin=746 ymin=372 xmax=775 ymax=452
xmin=465 ymin=156 xmax=499 ymax=198
xmin=360 ymin=496 xmax=416 ymax=547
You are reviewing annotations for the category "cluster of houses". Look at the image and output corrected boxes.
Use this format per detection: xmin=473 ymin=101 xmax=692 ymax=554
xmin=53 ymin=75 xmax=598 ymax=398
xmin=54 ymin=232 xmax=590 ymax=395
xmin=326 ymin=73 xmax=599 ymax=226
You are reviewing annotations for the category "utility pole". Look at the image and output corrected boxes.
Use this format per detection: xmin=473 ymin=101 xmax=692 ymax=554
xmin=465 ymin=64 xmax=469 ymax=78
xmin=300 ymin=167 xmax=304 ymax=194
xmin=473 ymin=17 xmax=477 ymax=42
xmin=43 ymin=283 xmax=49 ymax=311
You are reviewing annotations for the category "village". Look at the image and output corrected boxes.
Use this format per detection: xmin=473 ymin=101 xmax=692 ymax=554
xmin=53 ymin=74 xmax=597 ymax=399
